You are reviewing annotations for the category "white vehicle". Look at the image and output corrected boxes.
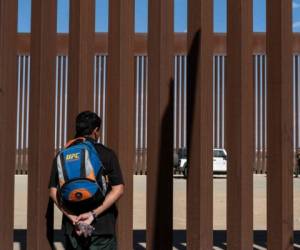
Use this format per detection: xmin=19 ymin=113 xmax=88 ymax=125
xmin=213 ymin=148 xmax=227 ymax=173
xmin=178 ymin=157 xmax=188 ymax=177
xmin=174 ymin=148 xmax=227 ymax=178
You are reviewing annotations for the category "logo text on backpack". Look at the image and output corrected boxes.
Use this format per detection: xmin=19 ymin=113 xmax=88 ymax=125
xmin=66 ymin=153 xmax=80 ymax=161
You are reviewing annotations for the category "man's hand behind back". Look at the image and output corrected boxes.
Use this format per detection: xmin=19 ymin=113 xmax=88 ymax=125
xmin=76 ymin=211 xmax=94 ymax=224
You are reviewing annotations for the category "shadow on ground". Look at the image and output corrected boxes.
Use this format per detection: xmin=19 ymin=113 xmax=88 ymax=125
xmin=14 ymin=229 xmax=300 ymax=249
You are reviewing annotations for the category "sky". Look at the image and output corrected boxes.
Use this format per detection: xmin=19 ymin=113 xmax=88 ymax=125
xmin=18 ymin=0 xmax=300 ymax=33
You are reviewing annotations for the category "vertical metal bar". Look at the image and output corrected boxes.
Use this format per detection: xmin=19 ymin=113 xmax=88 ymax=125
xmin=96 ymin=55 xmax=99 ymax=115
xmin=296 ymin=55 xmax=298 ymax=153
xmin=61 ymin=56 xmax=65 ymax=146
xmin=55 ymin=56 xmax=59 ymax=150
xmin=174 ymin=56 xmax=178 ymax=149
xmin=298 ymin=56 xmax=300 ymax=148
xmin=26 ymin=56 xmax=31 ymax=169
xmin=183 ymin=55 xmax=187 ymax=148
xmin=16 ymin=56 xmax=21 ymax=162
xmin=181 ymin=56 xmax=185 ymax=148
xmin=94 ymin=55 xmax=98 ymax=114
xmin=27 ymin=0 xmax=56 ymax=248
xmin=297 ymin=56 xmax=300 ymax=148
xmin=226 ymin=0 xmax=253 ymax=249
xmin=255 ymin=55 xmax=258 ymax=171
xmin=293 ymin=55 xmax=297 ymax=152
xmin=67 ymin=0 xmax=95 ymax=139
xmin=59 ymin=57 xmax=63 ymax=148
xmin=144 ymin=56 xmax=148 ymax=173
xmin=221 ymin=56 xmax=225 ymax=147
xmin=136 ymin=57 xmax=140 ymax=151
xmin=216 ymin=56 xmax=220 ymax=148
xmin=258 ymin=56 xmax=262 ymax=170
xmin=134 ymin=56 xmax=139 ymax=173
xmin=97 ymin=56 xmax=104 ymax=117
xmin=260 ymin=55 xmax=263 ymax=166
xmin=267 ymin=0 xmax=293 ymax=249
xmin=0 ymin=0 xmax=17 ymax=246
xmin=20 ymin=56 xmax=24 ymax=173
xmin=98 ymin=56 xmax=102 ymax=119
xmin=96 ymin=56 xmax=99 ymax=115
xmin=179 ymin=56 xmax=182 ymax=148
xmin=296 ymin=56 xmax=298 ymax=150
xmin=56 ymin=57 xmax=61 ymax=149
xmin=212 ymin=55 xmax=216 ymax=148
xmin=16 ymin=56 xmax=21 ymax=173
xmin=143 ymin=56 xmax=148 ymax=173
xmin=142 ymin=56 xmax=145 ymax=173
xmin=293 ymin=56 xmax=296 ymax=157
xmin=21 ymin=56 xmax=26 ymax=153
xmin=176 ymin=56 xmax=178 ymax=150
xmin=257 ymin=55 xmax=261 ymax=171
xmin=97 ymin=56 xmax=101 ymax=117
xmin=58 ymin=57 xmax=61 ymax=147
xmin=106 ymin=0 xmax=134 ymax=248
xmin=64 ymin=56 xmax=68 ymax=144
xmin=187 ymin=0 xmax=213 ymax=248
xmin=24 ymin=56 xmax=28 ymax=155
xmin=93 ymin=55 xmax=97 ymax=112
xmin=263 ymin=55 xmax=267 ymax=172
xmin=102 ymin=56 xmax=107 ymax=144
xmin=147 ymin=0 xmax=174 ymax=248
xmin=139 ymin=56 xmax=142 ymax=172
xmin=296 ymin=55 xmax=298 ymax=152
xmin=139 ymin=56 xmax=143 ymax=172
xmin=177 ymin=56 xmax=180 ymax=150
xmin=141 ymin=57 xmax=145 ymax=152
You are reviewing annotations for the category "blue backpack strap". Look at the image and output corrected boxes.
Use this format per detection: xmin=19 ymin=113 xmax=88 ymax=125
xmin=80 ymin=149 xmax=86 ymax=178
xmin=82 ymin=140 xmax=102 ymax=161
xmin=82 ymin=140 xmax=104 ymax=176
xmin=59 ymin=152 xmax=69 ymax=182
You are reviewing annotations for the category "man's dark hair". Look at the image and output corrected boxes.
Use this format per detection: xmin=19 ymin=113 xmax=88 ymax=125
xmin=75 ymin=111 xmax=102 ymax=137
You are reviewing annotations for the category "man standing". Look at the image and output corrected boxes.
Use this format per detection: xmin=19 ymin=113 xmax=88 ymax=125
xmin=49 ymin=111 xmax=124 ymax=249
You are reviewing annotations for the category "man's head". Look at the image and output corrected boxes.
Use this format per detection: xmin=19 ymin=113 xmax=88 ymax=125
xmin=75 ymin=111 xmax=102 ymax=140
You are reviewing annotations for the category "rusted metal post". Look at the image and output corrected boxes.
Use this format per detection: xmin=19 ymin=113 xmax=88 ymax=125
xmin=27 ymin=0 xmax=57 ymax=249
xmin=186 ymin=0 xmax=213 ymax=249
xmin=67 ymin=0 xmax=95 ymax=138
xmin=0 ymin=0 xmax=17 ymax=248
xmin=226 ymin=0 xmax=253 ymax=249
xmin=106 ymin=0 xmax=134 ymax=248
xmin=267 ymin=0 xmax=294 ymax=249
xmin=147 ymin=0 xmax=174 ymax=249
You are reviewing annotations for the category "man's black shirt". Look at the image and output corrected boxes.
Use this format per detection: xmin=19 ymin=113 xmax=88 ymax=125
xmin=48 ymin=139 xmax=124 ymax=236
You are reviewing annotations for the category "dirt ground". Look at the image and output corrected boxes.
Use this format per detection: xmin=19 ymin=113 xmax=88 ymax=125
xmin=13 ymin=174 xmax=300 ymax=249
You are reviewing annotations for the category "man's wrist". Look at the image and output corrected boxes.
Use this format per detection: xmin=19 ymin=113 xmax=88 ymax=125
xmin=91 ymin=210 xmax=97 ymax=219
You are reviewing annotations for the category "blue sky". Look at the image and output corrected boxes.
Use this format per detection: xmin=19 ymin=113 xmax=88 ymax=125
xmin=18 ymin=0 xmax=300 ymax=33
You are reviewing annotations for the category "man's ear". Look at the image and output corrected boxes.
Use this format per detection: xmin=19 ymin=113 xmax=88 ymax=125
xmin=92 ymin=127 xmax=101 ymax=139
xmin=92 ymin=127 xmax=98 ymax=135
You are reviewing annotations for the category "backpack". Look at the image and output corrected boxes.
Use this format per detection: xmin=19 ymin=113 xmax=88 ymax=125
xmin=56 ymin=137 xmax=107 ymax=214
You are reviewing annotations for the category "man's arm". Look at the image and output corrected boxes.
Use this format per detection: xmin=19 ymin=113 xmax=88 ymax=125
xmin=76 ymin=184 xmax=124 ymax=224
xmin=49 ymin=187 xmax=78 ymax=225
xmin=94 ymin=183 xmax=124 ymax=216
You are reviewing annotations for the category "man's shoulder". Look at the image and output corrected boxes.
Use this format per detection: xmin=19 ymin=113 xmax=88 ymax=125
xmin=94 ymin=143 xmax=116 ymax=158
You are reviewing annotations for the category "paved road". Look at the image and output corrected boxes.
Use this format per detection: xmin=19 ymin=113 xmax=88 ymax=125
xmin=13 ymin=175 xmax=300 ymax=249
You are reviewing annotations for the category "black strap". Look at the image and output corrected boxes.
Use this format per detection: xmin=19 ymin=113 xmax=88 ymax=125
xmin=80 ymin=149 xmax=86 ymax=178
xmin=60 ymin=153 xmax=69 ymax=182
